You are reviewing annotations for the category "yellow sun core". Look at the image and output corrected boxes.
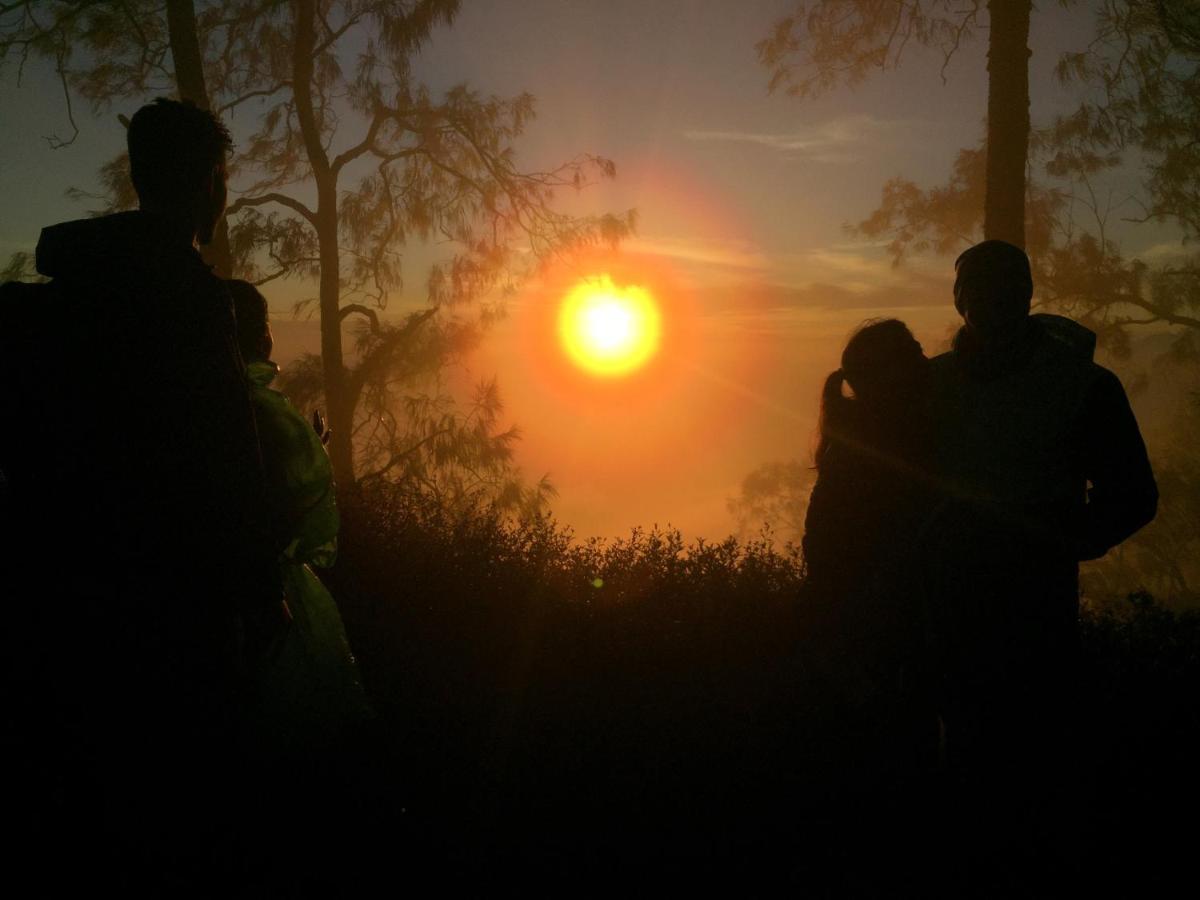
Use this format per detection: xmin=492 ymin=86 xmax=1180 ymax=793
xmin=559 ymin=276 xmax=661 ymax=377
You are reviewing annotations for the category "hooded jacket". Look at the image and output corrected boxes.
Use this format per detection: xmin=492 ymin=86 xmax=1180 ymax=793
xmin=0 ymin=211 xmax=280 ymax=704
xmin=930 ymin=313 xmax=1157 ymax=565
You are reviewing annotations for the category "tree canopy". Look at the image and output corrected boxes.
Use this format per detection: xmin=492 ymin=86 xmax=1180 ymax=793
xmin=1 ymin=1 xmax=635 ymax=506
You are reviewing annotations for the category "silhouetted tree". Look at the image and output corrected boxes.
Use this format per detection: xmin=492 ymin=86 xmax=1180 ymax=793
xmin=758 ymin=0 xmax=1033 ymax=247
xmin=1 ymin=1 xmax=634 ymax=502
xmin=983 ymin=0 xmax=1031 ymax=246
xmin=727 ymin=460 xmax=815 ymax=545
xmin=758 ymin=0 xmax=1200 ymax=362
xmin=165 ymin=0 xmax=234 ymax=275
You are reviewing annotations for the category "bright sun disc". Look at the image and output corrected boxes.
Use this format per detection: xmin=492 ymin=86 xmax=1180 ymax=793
xmin=559 ymin=275 xmax=661 ymax=376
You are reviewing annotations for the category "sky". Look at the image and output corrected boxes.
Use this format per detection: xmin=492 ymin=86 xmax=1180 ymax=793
xmin=0 ymin=1 xmax=1188 ymax=541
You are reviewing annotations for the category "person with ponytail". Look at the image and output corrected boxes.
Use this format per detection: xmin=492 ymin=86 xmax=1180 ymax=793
xmin=799 ymin=318 xmax=938 ymax=848
xmin=805 ymin=318 xmax=933 ymax=594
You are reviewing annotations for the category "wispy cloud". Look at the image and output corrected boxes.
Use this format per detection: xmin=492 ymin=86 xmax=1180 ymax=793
xmin=771 ymin=241 xmax=947 ymax=294
xmin=683 ymin=115 xmax=909 ymax=164
xmin=628 ymin=235 xmax=770 ymax=271
xmin=1135 ymin=241 xmax=1197 ymax=265
xmin=625 ymin=235 xmax=954 ymax=307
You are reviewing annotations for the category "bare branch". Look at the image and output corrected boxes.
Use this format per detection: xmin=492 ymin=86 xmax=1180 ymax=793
xmin=339 ymin=303 xmax=380 ymax=332
xmin=226 ymin=192 xmax=318 ymax=226
xmin=216 ymin=81 xmax=292 ymax=115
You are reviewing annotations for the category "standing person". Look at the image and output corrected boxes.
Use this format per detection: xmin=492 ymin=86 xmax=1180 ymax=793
xmin=0 ymin=99 xmax=283 ymax=887
xmin=800 ymin=318 xmax=940 ymax=878
xmin=928 ymin=239 xmax=1157 ymax=877
xmin=225 ymin=280 xmax=379 ymax=890
xmin=225 ymin=279 xmax=372 ymax=744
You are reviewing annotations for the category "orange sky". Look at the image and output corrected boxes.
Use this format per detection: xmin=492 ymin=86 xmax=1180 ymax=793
xmin=1 ymin=0 xmax=1188 ymax=541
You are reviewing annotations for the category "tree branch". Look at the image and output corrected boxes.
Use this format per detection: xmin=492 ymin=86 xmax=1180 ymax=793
xmin=1126 ymin=296 xmax=1200 ymax=330
xmin=331 ymin=105 xmax=389 ymax=174
xmin=340 ymin=303 xmax=380 ymax=331
xmin=226 ymin=192 xmax=318 ymax=226
xmin=216 ymin=81 xmax=292 ymax=115
xmin=346 ymin=307 xmax=438 ymax=422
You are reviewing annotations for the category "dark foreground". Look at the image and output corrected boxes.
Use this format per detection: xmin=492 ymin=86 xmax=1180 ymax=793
xmin=8 ymin=486 xmax=1197 ymax=893
xmin=323 ymin=488 xmax=1200 ymax=893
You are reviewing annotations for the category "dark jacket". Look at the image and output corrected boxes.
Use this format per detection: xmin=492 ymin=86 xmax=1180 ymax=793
xmin=931 ymin=314 xmax=1157 ymax=565
xmin=927 ymin=314 xmax=1157 ymax=651
xmin=0 ymin=211 xmax=280 ymax=723
xmin=802 ymin=404 xmax=935 ymax=670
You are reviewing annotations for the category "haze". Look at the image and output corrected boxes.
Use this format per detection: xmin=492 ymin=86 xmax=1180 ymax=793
xmin=0 ymin=0 xmax=1188 ymax=541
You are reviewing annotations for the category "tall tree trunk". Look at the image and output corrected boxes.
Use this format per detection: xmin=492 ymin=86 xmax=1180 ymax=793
xmin=293 ymin=0 xmax=354 ymax=487
xmin=165 ymin=0 xmax=233 ymax=277
xmin=984 ymin=0 xmax=1032 ymax=248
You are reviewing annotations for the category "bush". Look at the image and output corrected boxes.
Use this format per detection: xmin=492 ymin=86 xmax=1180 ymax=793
xmin=321 ymin=483 xmax=1200 ymax=888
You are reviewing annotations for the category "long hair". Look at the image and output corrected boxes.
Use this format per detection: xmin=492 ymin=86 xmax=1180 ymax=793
xmin=815 ymin=366 xmax=853 ymax=470
xmin=815 ymin=318 xmax=924 ymax=469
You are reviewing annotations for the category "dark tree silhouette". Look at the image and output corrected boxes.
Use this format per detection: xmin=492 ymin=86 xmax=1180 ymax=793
xmin=758 ymin=2 xmax=1200 ymax=352
xmin=1 ymin=1 xmax=634 ymax=501
xmin=727 ymin=460 xmax=815 ymax=545
xmin=164 ymin=0 xmax=234 ymax=276
xmin=983 ymin=0 xmax=1031 ymax=247
xmin=758 ymin=0 xmax=1033 ymax=247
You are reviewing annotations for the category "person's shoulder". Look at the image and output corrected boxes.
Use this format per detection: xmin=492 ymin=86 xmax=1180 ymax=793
xmin=34 ymin=212 xmax=148 ymax=280
xmin=929 ymin=348 xmax=961 ymax=388
xmin=0 ymin=279 xmax=57 ymax=334
xmin=1082 ymin=361 xmax=1127 ymax=399
xmin=930 ymin=328 xmax=963 ymax=371
xmin=930 ymin=349 xmax=956 ymax=369
xmin=0 ymin=279 xmax=47 ymax=302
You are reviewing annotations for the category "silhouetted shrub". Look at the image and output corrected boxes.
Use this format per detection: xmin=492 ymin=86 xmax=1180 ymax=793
xmin=322 ymin=483 xmax=1200 ymax=888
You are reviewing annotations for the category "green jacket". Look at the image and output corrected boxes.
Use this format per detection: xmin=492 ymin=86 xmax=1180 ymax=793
xmin=248 ymin=360 xmax=373 ymax=742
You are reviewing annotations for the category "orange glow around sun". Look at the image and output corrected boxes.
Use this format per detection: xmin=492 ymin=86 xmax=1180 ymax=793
xmin=558 ymin=275 xmax=661 ymax=377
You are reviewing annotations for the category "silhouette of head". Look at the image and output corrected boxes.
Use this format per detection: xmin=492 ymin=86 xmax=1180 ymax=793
xmin=816 ymin=318 xmax=927 ymax=467
xmin=840 ymin=318 xmax=926 ymax=405
xmin=127 ymin=98 xmax=232 ymax=245
xmin=227 ymin=280 xmax=273 ymax=363
xmin=953 ymin=240 xmax=1033 ymax=344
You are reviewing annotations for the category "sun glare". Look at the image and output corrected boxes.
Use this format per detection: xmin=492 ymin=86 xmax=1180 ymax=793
xmin=559 ymin=275 xmax=661 ymax=377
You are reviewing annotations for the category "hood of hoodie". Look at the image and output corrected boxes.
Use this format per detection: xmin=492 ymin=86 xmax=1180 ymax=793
xmin=246 ymin=358 xmax=280 ymax=389
xmin=35 ymin=211 xmax=203 ymax=284
xmin=951 ymin=313 xmax=1096 ymax=381
xmin=1030 ymin=312 xmax=1096 ymax=362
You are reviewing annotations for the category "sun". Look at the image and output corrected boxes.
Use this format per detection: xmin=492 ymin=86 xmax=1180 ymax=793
xmin=559 ymin=275 xmax=661 ymax=377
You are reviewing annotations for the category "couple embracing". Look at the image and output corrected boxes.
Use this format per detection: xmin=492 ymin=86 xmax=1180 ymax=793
xmin=801 ymin=239 xmax=1157 ymax=871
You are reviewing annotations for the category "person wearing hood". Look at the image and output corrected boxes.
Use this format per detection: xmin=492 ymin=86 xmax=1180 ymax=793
xmin=224 ymin=280 xmax=372 ymax=743
xmin=927 ymin=239 xmax=1157 ymax=876
xmin=0 ymin=99 xmax=283 ymax=886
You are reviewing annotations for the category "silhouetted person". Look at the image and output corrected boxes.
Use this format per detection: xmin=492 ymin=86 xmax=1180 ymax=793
xmin=927 ymin=239 xmax=1157 ymax=875
xmin=226 ymin=280 xmax=371 ymax=740
xmin=800 ymin=318 xmax=939 ymax=873
xmin=226 ymin=281 xmax=384 ymax=888
xmin=0 ymin=99 xmax=282 ymax=887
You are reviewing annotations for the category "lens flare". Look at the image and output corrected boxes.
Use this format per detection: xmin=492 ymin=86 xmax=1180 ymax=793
xmin=559 ymin=275 xmax=661 ymax=376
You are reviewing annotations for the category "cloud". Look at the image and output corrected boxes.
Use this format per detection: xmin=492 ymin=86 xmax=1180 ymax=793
xmin=1135 ymin=241 xmax=1197 ymax=265
xmin=771 ymin=240 xmax=951 ymax=297
xmin=683 ymin=115 xmax=910 ymax=164
xmin=563 ymin=230 xmax=955 ymax=317
xmin=778 ymin=277 xmax=950 ymax=310
xmin=627 ymin=235 xmax=770 ymax=271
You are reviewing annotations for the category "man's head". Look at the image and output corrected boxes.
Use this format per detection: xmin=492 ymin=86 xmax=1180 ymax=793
xmin=127 ymin=98 xmax=232 ymax=245
xmin=953 ymin=240 xmax=1033 ymax=345
xmin=227 ymin=280 xmax=273 ymax=363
